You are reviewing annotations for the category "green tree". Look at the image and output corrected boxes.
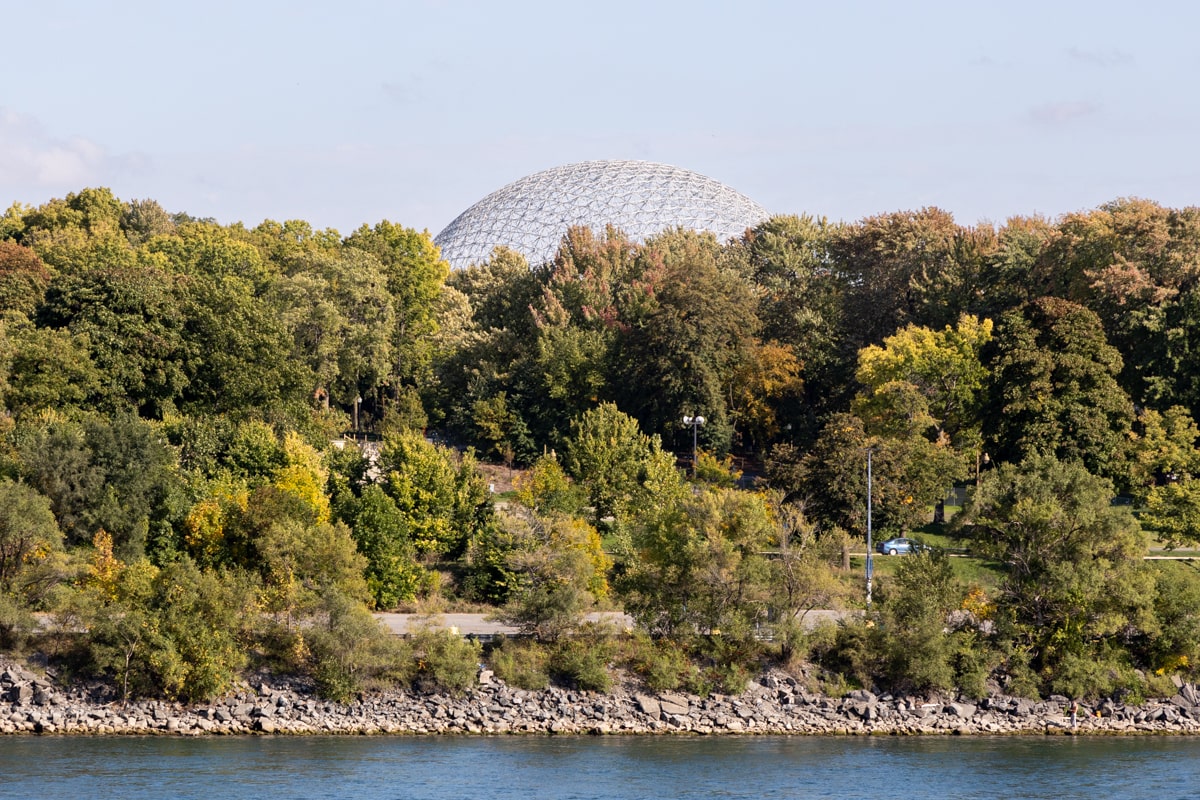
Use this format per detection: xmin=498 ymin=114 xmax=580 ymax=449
xmin=1128 ymin=406 xmax=1200 ymax=498
xmin=377 ymin=430 xmax=493 ymax=559
xmin=982 ymin=297 xmax=1134 ymax=484
xmin=1046 ymin=199 xmax=1200 ymax=407
xmin=0 ymin=480 xmax=65 ymax=636
xmin=877 ymin=550 xmax=964 ymax=693
xmin=1140 ymin=562 xmax=1200 ymax=675
xmin=19 ymin=188 xmax=131 ymax=275
xmin=787 ymin=413 xmax=958 ymax=535
xmin=486 ymin=506 xmax=609 ymax=641
xmin=37 ymin=265 xmax=189 ymax=416
xmin=0 ymin=241 xmax=51 ymax=317
xmin=731 ymin=214 xmax=847 ymax=441
xmin=0 ymin=317 xmax=101 ymax=416
xmin=1140 ymin=480 xmax=1200 ymax=549
xmin=344 ymin=221 xmax=447 ymax=391
xmin=177 ymin=273 xmax=310 ymax=420
xmin=829 ymin=207 xmax=967 ymax=348
xmin=765 ymin=496 xmax=851 ymax=658
xmin=339 ymin=484 xmax=429 ymax=609
xmin=73 ymin=542 xmax=248 ymax=703
xmin=256 ymin=517 xmax=369 ymax=628
xmin=564 ymin=403 xmax=680 ymax=526
xmin=961 ymin=456 xmax=1154 ymax=671
xmin=119 ymin=198 xmax=176 ymax=246
xmin=611 ymin=229 xmax=758 ymax=453
xmin=16 ymin=414 xmax=184 ymax=560
xmin=618 ymin=486 xmax=775 ymax=641
xmin=854 ymin=315 xmax=993 ymax=444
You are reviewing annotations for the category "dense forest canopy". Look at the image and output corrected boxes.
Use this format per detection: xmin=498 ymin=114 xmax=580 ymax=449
xmin=3 ymin=187 xmax=1200 ymax=703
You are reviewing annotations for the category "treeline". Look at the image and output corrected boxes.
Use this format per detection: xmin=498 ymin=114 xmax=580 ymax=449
xmin=1 ymin=189 xmax=1200 ymax=703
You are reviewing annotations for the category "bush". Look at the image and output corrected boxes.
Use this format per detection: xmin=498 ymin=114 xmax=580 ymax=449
xmin=1049 ymin=646 xmax=1145 ymax=702
xmin=998 ymin=648 xmax=1042 ymax=700
xmin=550 ymin=636 xmax=611 ymax=692
xmin=789 ymin=621 xmax=838 ymax=666
xmin=817 ymin=619 xmax=884 ymax=691
xmin=0 ymin=594 xmax=36 ymax=651
xmin=950 ymin=632 xmax=998 ymax=701
xmin=487 ymin=636 xmax=550 ymax=690
xmin=629 ymin=634 xmax=694 ymax=693
xmin=409 ymin=627 xmax=482 ymax=695
xmin=305 ymin=591 xmax=408 ymax=702
xmin=702 ymin=660 xmax=751 ymax=696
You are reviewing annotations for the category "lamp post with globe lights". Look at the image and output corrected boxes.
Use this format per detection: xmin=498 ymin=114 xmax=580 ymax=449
xmin=683 ymin=415 xmax=705 ymax=478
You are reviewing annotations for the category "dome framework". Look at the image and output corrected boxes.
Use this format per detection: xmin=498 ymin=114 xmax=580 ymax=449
xmin=434 ymin=160 xmax=769 ymax=270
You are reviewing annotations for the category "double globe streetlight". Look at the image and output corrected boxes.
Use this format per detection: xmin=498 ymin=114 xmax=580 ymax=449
xmin=683 ymin=414 xmax=705 ymax=478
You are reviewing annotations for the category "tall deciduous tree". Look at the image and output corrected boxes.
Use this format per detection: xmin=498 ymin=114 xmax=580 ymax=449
xmin=376 ymin=430 xmax=493 ymax=559
xmin=854 ymin=315 xmax=992 ymax=444
xmin=564 ymin=403 xmax=681 ymax=527
xmin=17 ymin=414 xmax=184 ymax=561
xmin=829 ymin=207 xmax=965 ymax=349
xmin=982 ymin=297 xmax=1134 ymax=484
xmin=484 ymin=506 xmax=609 ymax=641
xmin=0 ymin=241 xmax=51 ymax=317
xmin=344 ymin=221 xmax=448 ymax=392
xmin=37 ymin=265 xmax=189 ymax=416
xmin=612 ymin=229 xmax=758 ymax=453
xmin=0 ymin=479 xmax=64 ymax=603
xmin=617 ymin=486 xmax=775 ymax=641
xmin=961 ymin=456 xmax=1153 ymax=669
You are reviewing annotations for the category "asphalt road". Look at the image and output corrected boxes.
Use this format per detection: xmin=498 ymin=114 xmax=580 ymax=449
xmin=374 ymin=609 xmax=849 ymax=636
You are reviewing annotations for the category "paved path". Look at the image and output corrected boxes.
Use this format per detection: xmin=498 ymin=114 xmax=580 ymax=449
xmin=374 ymin=609 xmax=849 ymax=636
xmin=374 ymin=612 xmax=633 ymax=636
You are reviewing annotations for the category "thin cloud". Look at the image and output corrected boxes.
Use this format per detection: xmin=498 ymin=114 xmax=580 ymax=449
xmin=0 ymin=107 xmax=108 ymax=187
xmin=1067 ymin=46 xmax=1133 ymax=67
xmin=1028 ymin=101 xmax=1101 ymax=125
xmin=381 ymin=80 xmax=421 ymax=105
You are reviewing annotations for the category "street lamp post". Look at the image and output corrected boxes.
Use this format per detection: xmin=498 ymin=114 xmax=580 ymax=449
xmin=683 ymin=414 xmax=705 ymax=478
xmin=865 ymin=446 xmax=874 ymax=609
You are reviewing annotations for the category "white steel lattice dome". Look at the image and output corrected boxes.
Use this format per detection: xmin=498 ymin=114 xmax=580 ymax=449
xmin=434 ymin=160 xmax=770 ymax=270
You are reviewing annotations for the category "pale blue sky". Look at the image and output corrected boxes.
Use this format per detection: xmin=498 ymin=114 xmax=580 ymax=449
xmin=3 ymin=0 xmax=1198 ymax=237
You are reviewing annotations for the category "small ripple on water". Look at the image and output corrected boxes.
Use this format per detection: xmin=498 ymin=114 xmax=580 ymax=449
xmin=2 ymin=735 xmax=1199 ymax=800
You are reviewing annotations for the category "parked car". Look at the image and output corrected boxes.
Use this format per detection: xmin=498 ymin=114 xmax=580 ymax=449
xmin=876 ymin=536 xmax=927 ymax=556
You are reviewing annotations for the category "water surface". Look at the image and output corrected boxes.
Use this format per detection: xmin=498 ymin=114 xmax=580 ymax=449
xmin=1 ymin=735 xmax=1195 ymax=800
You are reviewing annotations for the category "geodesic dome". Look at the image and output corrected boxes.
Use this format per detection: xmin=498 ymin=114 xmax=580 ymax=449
xmin=434 ymin=160 xmax=770 ymax=270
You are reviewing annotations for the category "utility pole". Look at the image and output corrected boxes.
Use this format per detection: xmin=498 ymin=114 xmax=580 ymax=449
xmin=866 ymin=446 xmax=874 ymax=608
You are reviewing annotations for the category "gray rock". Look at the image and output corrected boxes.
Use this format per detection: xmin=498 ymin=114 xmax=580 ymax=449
xmin=946 ymin=703 xmax=977 ymax=719
xmin=658 ymin=693 xmax=690 ymax=716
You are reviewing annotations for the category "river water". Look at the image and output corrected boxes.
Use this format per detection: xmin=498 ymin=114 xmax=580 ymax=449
xmin=2 ymin=735 xmax=1196 ymax=799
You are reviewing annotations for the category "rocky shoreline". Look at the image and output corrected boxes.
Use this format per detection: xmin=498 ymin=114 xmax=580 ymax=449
xmin=4 ymin=660 xmax=1199 ymax=737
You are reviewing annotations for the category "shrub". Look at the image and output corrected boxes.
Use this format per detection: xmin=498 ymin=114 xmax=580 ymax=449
xmin=625 ymin=632 xmax=695 ymax=692
xmin=1049 ymin=646 xmax=1144 ymax=702
xmin=817 ymin=619 xmax=884 ymax=691
xmin=487 ymin=636 xmax=550 ymax=690
xmin=550 ymin=636 xmax=611 ymax=692
xmin=305 ymin=591 xmax=408 ymax=702
xmin=409 ymin=627 xmax=482 ymax=695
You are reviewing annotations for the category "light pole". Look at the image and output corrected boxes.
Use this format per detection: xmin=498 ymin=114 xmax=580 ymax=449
xmin=865 ymin=446 xmax=874 ymax=609
xmin=353 ymin=396 xmax=362 ymax=439
xmin=683 ymin=414 xmax=705 ymax=478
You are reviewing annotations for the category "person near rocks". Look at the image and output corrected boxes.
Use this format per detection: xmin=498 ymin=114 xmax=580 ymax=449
xmin=1070 ymin=699 xmax=1079 ymax=728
